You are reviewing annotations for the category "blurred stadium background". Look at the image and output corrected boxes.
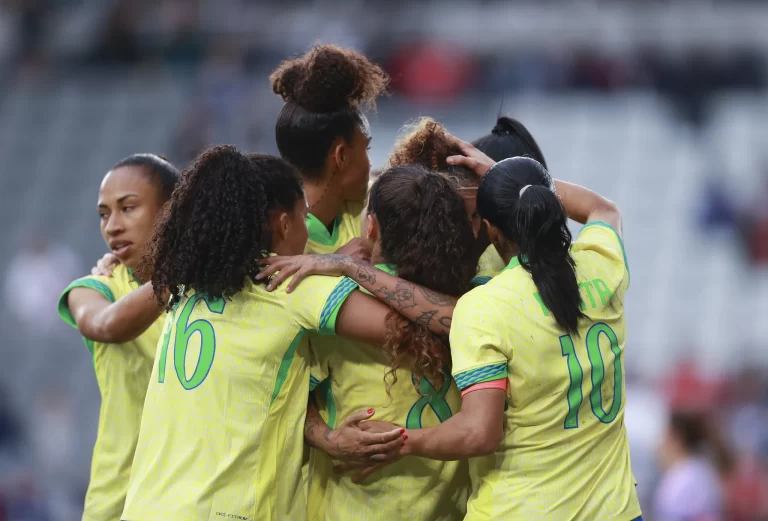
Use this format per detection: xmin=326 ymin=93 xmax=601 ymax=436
xmin=1 ymin=0 xmax=768 ymax=519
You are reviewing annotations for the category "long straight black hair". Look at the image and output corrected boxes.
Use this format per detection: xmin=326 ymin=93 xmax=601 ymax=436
xmin=477 ymin=157 xmax=584 ymax=333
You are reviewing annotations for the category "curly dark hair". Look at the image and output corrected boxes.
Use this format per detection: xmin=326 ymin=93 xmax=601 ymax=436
xmin=148 ymin=146 xmax=304 ymax=308
xmin=270 ymin=44 xmax=389 ymax=177
xmin=388 ymin=117 xmax=479 ymax=190
xmin=368 ymin=164 xmax=476 ymax=390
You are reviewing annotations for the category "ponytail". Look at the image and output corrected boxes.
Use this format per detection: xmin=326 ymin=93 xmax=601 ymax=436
xmin=477 ymin=157 xmax=584 ymax=334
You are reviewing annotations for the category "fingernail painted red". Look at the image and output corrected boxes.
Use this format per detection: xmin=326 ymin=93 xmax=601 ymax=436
xmin=367 ymin=408 xmax=374 ymax=414
xmin=403 ymin=434 xmax=408 ymax=440
xmin=399 ymin=428 xmax=405 ymax=434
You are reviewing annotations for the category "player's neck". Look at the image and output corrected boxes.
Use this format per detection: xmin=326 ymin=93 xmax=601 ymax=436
xmin=304 ymin=180 xmax=345 ymax=228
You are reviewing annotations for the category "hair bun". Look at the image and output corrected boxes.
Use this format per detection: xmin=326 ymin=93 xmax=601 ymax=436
xmin=270 ymin=44 xmax=388 ymax=113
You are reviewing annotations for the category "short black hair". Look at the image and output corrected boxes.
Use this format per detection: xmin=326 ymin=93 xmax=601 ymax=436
xmin=472 ymin=117 xmax=547 ymax=169
xmin=112 ymin=153 xmax=180 ymax=201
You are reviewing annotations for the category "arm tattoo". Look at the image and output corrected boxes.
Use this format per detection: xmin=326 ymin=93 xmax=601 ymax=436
xmin=419 ymin=287 xmax=455 ymax=306
xmin=354 ymin=265 xmax=377 ymax=284
xmin=438 ymin=316 xmax=452 ymax=329
xmin=377 ymin=280 xmax=417 ymax=310
xmin=415 ymin=310 xmax=437 ymax=328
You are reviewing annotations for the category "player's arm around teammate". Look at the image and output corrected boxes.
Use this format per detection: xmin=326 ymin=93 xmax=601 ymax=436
xmin=347 ymin=138 xmax=622 ymax=468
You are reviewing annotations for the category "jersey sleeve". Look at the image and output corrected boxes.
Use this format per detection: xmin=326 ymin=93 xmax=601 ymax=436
xmin=283 ymin=275 xmax=358 ymax=335
xmin=57 ymin=275 xmax=118 ymax=328
xmin=571 ymin=221 xmax=629 ymax=294
xmin=449 ymin=290 xmax=509 ymax=391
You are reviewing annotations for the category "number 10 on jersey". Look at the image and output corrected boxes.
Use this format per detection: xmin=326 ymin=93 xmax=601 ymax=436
xmin=560 ymin=322 xmax=623 ymax=429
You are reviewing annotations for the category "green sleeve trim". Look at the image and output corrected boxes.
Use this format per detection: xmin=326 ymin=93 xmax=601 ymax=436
xmin=579 ymin=221 xmax=629 ymax=280
xmin=309 ymin=374 xmax=326 ymax=392
xmin=306 ymin=213 xmax=341 ymax=246
xmin=270 ymin=331 xmax=306 ymax=406
xmin=317 ymin=277 xmax=359 ymax=335
xmin=471 ymin=276 xmax=492 ymax=286
xmin=454 ymin=363 xmax=508 ymax=391
xmin=57 ymin=277 xmax=116 ymax=329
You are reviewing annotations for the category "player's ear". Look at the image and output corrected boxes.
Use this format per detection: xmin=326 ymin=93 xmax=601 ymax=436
xmin=273 ymin=210 xmax=291 ymax=243
xmin=484 ymin=219 xmax=501 ymax=250
xmin=331 ymin=136 xmax=346 ymax=174
xmin=364 ymin=213 xmax=380 ymax=244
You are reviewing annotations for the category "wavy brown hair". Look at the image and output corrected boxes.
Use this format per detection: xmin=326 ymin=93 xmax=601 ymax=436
xmin=369 ymin=164 xmax=476 ymax=390
xmin=389 ymin=117 xmax=479 ymax=190
xmin=147 ymin=146 xmax=304 ymax=308
xmin=270 ymin=44 xmax=388 ymax=177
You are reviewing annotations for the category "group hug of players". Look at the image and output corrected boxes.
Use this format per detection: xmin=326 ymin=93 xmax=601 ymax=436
xmin=57 ymin=45 xmax=642 ymax=521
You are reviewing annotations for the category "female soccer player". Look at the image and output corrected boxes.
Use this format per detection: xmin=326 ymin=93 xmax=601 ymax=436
xmin=374 ymin=138 xmax=642 ymax=521
xmin=270 ymin=44 xmax=388 ymax=257
xmin=57 ymin=154 xmax=179 ymax=521
xmin=470 ymin=116 xmax=549 ymax=283
xmin=299 ymin=164 xmax=476 ymax=521
xmin=121 ymin=147 xmax=452 ymax=521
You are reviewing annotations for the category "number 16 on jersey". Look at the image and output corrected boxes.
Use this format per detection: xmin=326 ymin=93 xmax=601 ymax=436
xmin=157 ymin=294 xmax=225 ymax=390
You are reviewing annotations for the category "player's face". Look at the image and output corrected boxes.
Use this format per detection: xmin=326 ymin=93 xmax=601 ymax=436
xmin=460 ymin=190 xmax=483 ymax=239
xmin=98 ymin=167 xmax=164 ymax=271
xmin=340 ymin=118 xmax=372 ymax=203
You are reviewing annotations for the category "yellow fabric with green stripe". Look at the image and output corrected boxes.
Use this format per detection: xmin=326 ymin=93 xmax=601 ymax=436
xmin=123 ymin=274 xmax=356 ymax=521
xmin=449 ymin=222 xmax=639 ymax=521
xmin=57 ymin=265 xmax=165 ymax=521
xmin=307 ymin=263 xmax=469 ymax=521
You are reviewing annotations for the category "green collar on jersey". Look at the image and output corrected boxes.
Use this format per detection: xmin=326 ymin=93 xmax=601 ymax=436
xmin=374 ymin=263 xmax=397 ymax=275
xmin=306 ymin=212 xmax=341 ymax=246
xmin=501 ymin=256 xmax=522 ymax=273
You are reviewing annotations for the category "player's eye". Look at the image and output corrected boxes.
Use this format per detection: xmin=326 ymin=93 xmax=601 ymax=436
xmin=123 ymin=206 xmax=135 ymax=212
xmin=472 ymin=212 xmax=480 ymax=218
xmin=98 ymin=212 xmax=108 ymax=219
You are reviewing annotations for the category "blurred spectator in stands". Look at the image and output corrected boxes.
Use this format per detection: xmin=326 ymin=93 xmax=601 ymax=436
xmin=743 ymin=173 xmax=768 ymax=266
xmin=3 ymin=234 xmax=80 ymax=335
xmin=389 ymin=42 xmax=475 ymax=104
xmin=723 ymin=369 xmax=768 ymax=521
xmin=655 ymin=410 xmax=729 ymax=521
xmin=700 ymin=175 xmax=737 ymax=233
xmin=89 ymin=0 xmax=141 ymax=64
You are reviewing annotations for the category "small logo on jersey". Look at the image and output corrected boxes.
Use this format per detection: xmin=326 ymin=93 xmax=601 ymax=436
xmin=216 ymin=512 xmax=249 ymax=521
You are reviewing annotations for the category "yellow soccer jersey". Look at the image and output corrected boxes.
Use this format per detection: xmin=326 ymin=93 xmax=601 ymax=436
xmin=122 ymin=274 xmax=358 ymax=521
xmin=57 ymin=265 xmax=165 ymax=521
xmin=450 ymin=222 xmax=641 ymax=521
xmin=305 ymin=200 xmax=364 ymax=255
xmin=307 ymin=264 xmax=469 ymax=521
xmin=472 ymin=245 xmax=505 ymax=286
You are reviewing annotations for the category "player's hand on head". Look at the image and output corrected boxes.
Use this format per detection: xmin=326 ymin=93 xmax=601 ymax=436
xmin=334 ymin=238 xmax=371 ymax=263
xmin=91 ymin=252 xmax=120 ymax=277
xmin=325 ymin=408 xmax=405 ymax=465
xmin=444 ymin=132 xmax=496 ymax=178
xmin=257 ymin=254 xmax=353 ymax=292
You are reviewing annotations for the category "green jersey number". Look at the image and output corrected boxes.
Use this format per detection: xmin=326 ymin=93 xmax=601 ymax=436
xmin=559 ymin=322 xmax=623 ymax=429
xmin=158 ymin=294 xmax=225 ymax=390
xmin=405 ymin=373 xmax=453 ymax=429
